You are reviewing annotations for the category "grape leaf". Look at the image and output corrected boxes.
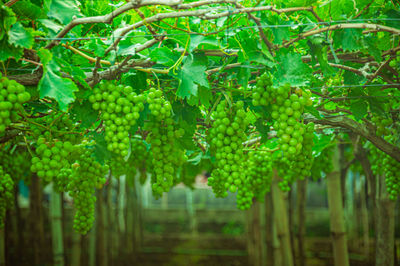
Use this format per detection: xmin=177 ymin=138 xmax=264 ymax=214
xmin=38 ymin=59 xmax=78 ymax=111
xmin=189 ymin=35 xmax=218 ymax=52
xmin=333 ymin=29 xmax=363 ymax=52
xmin=71 ymin=100 xmax=98 ymax=128
xmin=274 ymin=50 xmax=311 ymax=86
xmin=11 ymin=1 xmax=46 ymax=20
xmin=0 ymin=38 xmax=23 ymax=61
xmin=177 ymin=54 xmax=209 ymax=99
xmin=254 ymin=118 xmax=269 ymax=143
xmin=89 ymin=132 xmax=112 ymax=164
xmin=198 ymin=86 xmax=213 ymax=108
xmin=350 ymin=100 xmax=368 ymax=120
xmin=8 ymin=22 xmax=34 ymax=48
xmin=46 ymin=0 xmax=82 ymax=25
xmin=150 ymin=46 xmax=178 ymax=67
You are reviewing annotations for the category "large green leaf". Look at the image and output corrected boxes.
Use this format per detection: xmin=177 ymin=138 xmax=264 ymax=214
xmin=0 ymin=6 xmax=17 ymax=41
xmin=150 ymin=46 xmax=179 ymax=67
xmin=71 ymin=100 xmax=98 ymax=128
xmin=350 ymin=100 xmax=368 ymax=120
xmin=0 ymin=38 xmax=23 ymax=61
xmin=307 ymin=37 xmax=335 ymax=76
xmin=46 ymin=0 xmax=82 ymax=25
xmin=333 ymin=29 xmax=363 ymax=52
xmin=176 ymin=54 xmax=209 ymax=99
xmin=11 ymin=1 xmax=46 ymax=20
xmin=189 ymin=35 xmax=218 ymax=52
xmin=38 ymin=53 xmax=78 ymax=111
xmin=274 ymin=50 xmax=311 ymax=86
xmin=8 ymin=22 xmax=34 ymax=48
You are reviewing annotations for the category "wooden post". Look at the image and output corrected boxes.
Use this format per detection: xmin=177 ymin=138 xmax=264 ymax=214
xmin=326 ymin=145 xmax=349 ymax=266
xmin=272 ymin=170 xmax=294 ymax=266
xmin=29 ymin=175 xmax=45 ymax=265
xmin=70 ymin=232 xmax=81 ymax=266
xmin=375 ymin=174 xmax=395 ymax=266
xmin=96 ymin=189 xmax=107 ymax=266
xmin=0 ymin=229 xmax=4 ymax=266
xmin=297 ymin=179 xmax=307 ymax=266
xmin=264 ymin=193 xmax=275 ymax=266
xmin=359 ymin=174 xmax=370 ymax=259
xmin=50 ymin=189 xmax=65 ymax=266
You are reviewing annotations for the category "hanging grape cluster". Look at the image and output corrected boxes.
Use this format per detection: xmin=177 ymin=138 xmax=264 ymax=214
xmin=371 ymin=115 xmax=393 ymax=136
xmin=207 ymin=100 xmax=249 ymax=197
xmin=31 ymin=113 xmax=80 ymax=143
xmin=90 ymin=81 xmax=145 ymax=157
xmin=130 ymin=138 xmax=150 ymax=185
xmin=278 ymin=122 xmax=315 ymax=191
xmin=67 ymin=149 xmax=108 ymax=234
xmin=0 ymin=75 xmax=31 ymax=134
xmin=370 ymin=139 xmax=400 ymax=201
xmin=0 ymin=145 xmax=31 ymax=185
xmin=237 ymin=150 xmax=273 ymax=210
xmin=0 ymin=166 xmax=14 ymax=228
xmin=145 ymin=88 xmax=186 ymax=196
xmin=30 ymin=138 xmax=75 ymax=183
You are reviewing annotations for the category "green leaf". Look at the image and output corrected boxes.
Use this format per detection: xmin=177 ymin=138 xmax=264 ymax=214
xmin=46 ymin=0 xmax=82 ymax=25
xmin=324 ymin=101 xmax=337 ymax=110
xmin=0 ymin=6 xmax=17 ymax=41
xmin=0 ymin=38 xmax=23 ymax=61
xmin=38 ymin=60 xmax=78 ymax=111
xmin=121 ymin=71 xmax=148 ymax=94
xmin=263 ymin=14 xmax=291 ymax=44
xmin=88 ymin=39 xmax=106 ymax=57
xmin=189 ymin=35 xmax=218 ymax=52
xmin=89 ymin=132 xmax=112 ymax=164
xmin=333 ymin=29 xmax=363 ymax=52
xmin=312 ymin=134 xmax=335 ymax=156
xmin=71 ymin=100 xmax=98 ymax=128
xmin=177 ymin=54 xmax=209 ymax=99
xmin=198 ymin=86 xmax=213 ymax=108
xmin=38 ymin=19 xmax=63 ymax=36
xmin=150 ymin=46 xmax=177 ymax=67
xmin=304 ymin=105 xmax=321 ymax=119
xmin=8 ymin=22 xmax=34 ymax=48
xmin=350 ymin=100 xmax=368 ymax=120
xmin=11 ymin=1 xmax=46 ymax=20
xmin=307 ymin=37 xmax=335 ymax=76
xmin=274 ymin=50 xmax=311 ymax=86
xmin=254 ymin=118 xmax=269 ymax=143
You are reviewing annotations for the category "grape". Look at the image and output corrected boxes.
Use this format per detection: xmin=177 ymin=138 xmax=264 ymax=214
xmin=144 ymin=88 xmax=186 ymax=197
xmin=90 ymin=81 xmax=145 ymax=157
xmin=0 ymin=76 xmax=30 ymax=134
xmin=369 ymin=138 xmax=400 ymax=201
xmin=0 ymin=144 xmax=31 ymax=185
xmin=252 ymin=74 xmax=314 ymax=190
xmin=0 ymin=166 xmax=14 ymax=228
xmin=207 ymin=100 xmax=249 ymax=198
xmin=237 ymin=149 xmax=273 ymax=210
xmin=371 ymin=115 xmax=393 ymax=136
xmin=67 ymin=149 xmax=108 ymax=234
xmin=30 ymin=137 xmax=75 ymax=184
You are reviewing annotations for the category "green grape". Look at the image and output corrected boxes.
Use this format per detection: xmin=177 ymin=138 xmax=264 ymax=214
xmin=30 ymin=137 xmax=75 ymax=184
xmin=144 ymin=88 xmax=186 ymax=197
xmin=369 ymin=138 xmax=400 ymax=201
xmin=129 ymin=138 xmax=150 ymax=185
xmin=67 ymin=148 xmax=108 ymax=234
xmin=0 ymin=76 xmax=30 ymax=134
xmin=371 ymin=114 xmax=393 ymax=137
xmin=0 ymin=166 xmax=14 ymax=228
xmin=278 ymin=122 xmax=315 ymax=191
xmin=207 ymin=100 xmax=249 ymax=198
xmin=90 ymin=81 xmax=145 ymax=157
xmin=237 ymin=149 xmax=273 ymax=210
xmin=0 ymin=144 xmax=31 ymax=185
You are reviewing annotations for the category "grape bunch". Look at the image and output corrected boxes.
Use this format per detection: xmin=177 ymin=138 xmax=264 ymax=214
xmin=67 ymin=149 xmax=108 ymax=234
xmin=90 ymin=81 xmax=145 ymax=157
xmin=371 ymin=115 xmax=393 ymax=136
xmin=251 ymin=73 xmax=273 ymax=106
xmin=145 ymin=88 xmax=186 ymax=196
xmin=0 ymin=166 xmax=14 ymax=228
xmin=207 ymin=100 xmax=249 ymax=197
xmin=130 ymin=138 xmax=150 ymax=185
xmin=31 ymin=113 xmax=81 ymax=144
xmin=237 ymin=150 xmax=273 ymax=210
xmin=370 ymin=139 xmax=400 ymax=201
xmin=278 ymin=122 xmax=315 ymax=191
xmin=30 ymin=137 xmax=75 ymax=183
xmin=0 ymin=146 xmax=31 ymax=185
xmin=0 ymin=75 xmax=31 ymax=133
